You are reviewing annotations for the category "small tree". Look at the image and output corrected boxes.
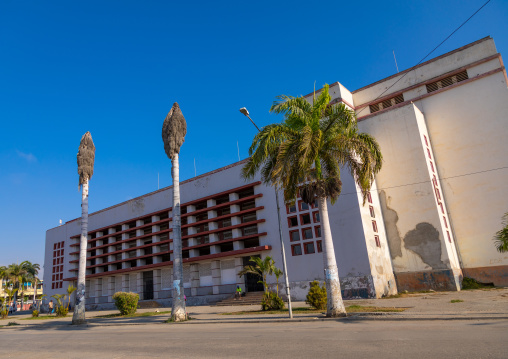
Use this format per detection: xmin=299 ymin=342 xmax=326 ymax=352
xmin=238 ymin=256 xmax=275 ymax=294
xmin=51 ymin=294 xmax=68 ymax=317
xmin=306 ymin=281 xmax=327 ymax=310
xmin=66 ymin=284 xmax=77 ymax=309
xmin=273 ymin=267 xmax=283 ymax=295
xmin=494 ymin=213 xmax=508 ymax=253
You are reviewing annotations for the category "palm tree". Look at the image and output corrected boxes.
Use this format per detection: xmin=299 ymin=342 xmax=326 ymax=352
xmin=242 ymin=84 xmax=382 ymax=317
xmin=4 ymin=288 xmax=17 ymax=315
xmin=22 ymin=261 xmax=40 ymax=310
xmin=66 ymin=284 xmax=77 ymax=309
xmin=273 ymin=267 xmax=283 ymax=295
xmin=238 ymin=256 xmax=276 ymax=294
xmin=6 ymin=262 xmax=28 ymax=311
xmin=162 ymin=102 xmax=187 ymax=322
xmin=72 ymin=131 xmax=95 ymax=325
xmin=494 ymin=213 xmax=508 ymax=252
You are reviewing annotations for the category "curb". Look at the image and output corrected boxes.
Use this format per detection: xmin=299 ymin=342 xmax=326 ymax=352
xmin=3 ymin=314 xmax=508 ymax=329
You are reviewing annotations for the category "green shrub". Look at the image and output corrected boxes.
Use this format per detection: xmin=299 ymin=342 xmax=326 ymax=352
xmin=55 ymin=306 xmax=68 ymax=317
xmin=1 ymin=309 xmax=8 ymax=319
xmin=462 ymin=277 xmax=495 ymax=290
xmin=306 ymin=280 xmax=327 ymax=310
xmin=32 ymin=310 xmax=39 ymax=317
xmin=261 ymin=291 xmax=285 ymax=311
xmin=113 ymin=292 xmax=139 ymax=315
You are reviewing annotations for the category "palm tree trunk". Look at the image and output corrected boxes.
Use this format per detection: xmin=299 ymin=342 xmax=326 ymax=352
xmin=171 ymin=154 xmax=187 ymax=321
xmin=318 ymin=197 xmax=347 ymax=317
xmin=72 ymin=179 xmax=89 ymax=324
xmin=33 ymin=278 xmax=37 ymax=310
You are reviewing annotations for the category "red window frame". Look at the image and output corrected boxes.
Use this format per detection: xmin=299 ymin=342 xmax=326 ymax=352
xmin=301 ymin=227 xmax=313 ymax=240
xmin=367 ymin=192 xmax=372 ymax=204
xmin=430 ymin=161 xmax=435 ymax=173
xmin=316 ymin=240 xmax=323 ymax=253
xmin=291 ymin=244 xmax=302 ymax=256
xmin=287 ymin=216 xmax=298 ymax=228
xmin=303 ymin=241 xmax=315 ymax=254
xmin=369 ymin=206 xmax=375 ymax=218
xmin=372 ymin=220 xmax=378 ymax=233
xmin=447 ymin=231 xmax=452 ymax=243
xmin=443 ymin=216 xmax=448 ymax=228
xmin=289 ymin=229 xmax=300 ymax=242
xmin=423 ymin=135 xmax=428 ymax=146
xmin=311 ymin=199 xmax=319 ymax=209
xmin=286 ymin=204 xmax=297 ymax=214
xmin=374 ymin=235 xmax=381 ymax=248
xmin=300 ymin=213 xmax=311 ymax=225
xmin=312 ymin=211 xmax=320 ymax=223
xmin=298 ymin=200 xmax=310 ymax=211
xmin=438 ymin=202 xmax=445 ymax=214
xmin=315 ymin=226 xmax=321 ymax=238
xmin=435 ymin=187 xmax=441 ymax=201
xmin=427 ymin=148 xmax=432 ymax=159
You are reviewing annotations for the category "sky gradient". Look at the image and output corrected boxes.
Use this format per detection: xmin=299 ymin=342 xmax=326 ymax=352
xmin=1 ymin=0 xmax=507 ymax=275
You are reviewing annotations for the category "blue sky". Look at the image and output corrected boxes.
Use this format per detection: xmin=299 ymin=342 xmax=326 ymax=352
xmin=1 ymin=0 xmax=506 ymax=274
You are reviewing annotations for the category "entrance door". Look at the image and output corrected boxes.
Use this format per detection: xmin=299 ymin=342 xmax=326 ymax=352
xmin=243 ymin=256 xmax=264 ymax=292
xmin=142 ymin=271 xmax=154 ymax=300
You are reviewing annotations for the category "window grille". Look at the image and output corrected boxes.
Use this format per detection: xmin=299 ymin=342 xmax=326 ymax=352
xmin=221 ymin=259 xmax=235 ymax=270
xmin=199 ymin=263 xmax=212 ymax=277
xmin=369 ymin=94 xmax=404 ymax=113
xmin=426 ymin=70 xmax=468 ymax=93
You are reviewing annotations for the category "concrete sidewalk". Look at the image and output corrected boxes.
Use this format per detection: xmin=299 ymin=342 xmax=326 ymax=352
xmin=3 ymin=287 xmax=507 ymax=328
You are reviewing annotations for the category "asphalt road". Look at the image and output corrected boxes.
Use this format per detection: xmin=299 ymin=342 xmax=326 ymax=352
xmin=1 ymin=320 xmax=506 ymax=359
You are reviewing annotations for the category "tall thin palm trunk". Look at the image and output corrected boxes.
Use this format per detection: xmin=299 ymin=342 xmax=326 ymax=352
xmin=33 ymin=278 xmax=37 ymax=309
xmin=72 ymin=180 xmax=89 ymax=324
xmin=171 ymin=153 xmax=186 ymax=321
xmin=318 ymin=197 xmax=346 ymax=317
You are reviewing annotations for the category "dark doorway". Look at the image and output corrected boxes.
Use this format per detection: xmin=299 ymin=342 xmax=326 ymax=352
xmin=243 ymin=256 xmax=264 ymax=292
xmin=143 ymin=271 xmax=154 ymax=300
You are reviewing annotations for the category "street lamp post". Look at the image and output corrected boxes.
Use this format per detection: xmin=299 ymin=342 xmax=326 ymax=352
xmin=239 ymin=107 xmax=293 ymax=319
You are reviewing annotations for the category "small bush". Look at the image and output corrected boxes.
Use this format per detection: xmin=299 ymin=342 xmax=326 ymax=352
xmin=261 ymin=291 xmax=285 ymax=311
xmin=55 ymin=306 xmax=68 ymax=317
xmin=462 ymin=277 xmax=495 ymax=290
xmin=1 ymin=309 xmax=8 ymax=319
xmin=32 ymin=310 xmax=39 ymax=317
xmin=306 ymin=280 xmax=327 ymax=310
xmin=113 ymin=292 xmax=139 ymax=315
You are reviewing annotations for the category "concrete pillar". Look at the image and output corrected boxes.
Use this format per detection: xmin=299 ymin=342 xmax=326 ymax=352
xmin=211 ymin=260 xmax=221 ymax=295
xmin=209 ymin=245 xmax=220 ymax=254
xmin=234 ymin=257 xmax=245 ymax=292
xmin=233 ymin=240 xmax=244 ymax=251
xmin=153 ymin=269 xmax=161 ymax=299
xmin=190 ymin=263 xmax=199 ymax=297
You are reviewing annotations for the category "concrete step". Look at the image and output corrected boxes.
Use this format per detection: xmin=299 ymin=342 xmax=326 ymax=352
xmin=137 ymin=300 xmax=161 ymax=309
xmin=215 ymin=292 xmax=264 ymax=306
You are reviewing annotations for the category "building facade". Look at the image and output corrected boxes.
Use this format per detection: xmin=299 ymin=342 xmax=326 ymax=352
xmin=44 ymin=36 xmax=508 ymax=308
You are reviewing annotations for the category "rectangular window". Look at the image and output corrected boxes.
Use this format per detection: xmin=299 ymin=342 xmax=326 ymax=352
xmin=315 ymin=226 xmax=321 ymax=238
xmin=369 ymin=206 xmax=375 ymax=218
xmin=447 ymin=231 xmax=452 ymax=243
xmin=374 ymin=235 xmax=381 ymax=248
xmin=312 ymin=211 xmax=320 ymax=223
xmin=367 ymin=192 xmax=372 ymax=204
xmin=302 ymin=228 xmax=313 ymax=240
xmin=316 ymin=240 xmax=322 ymax=253
xmin=430 ymin=161 xmax=435 ymax=173
xmin=424 ymin=135 xmax=428 ymax=146
xmin=304 ymin=242 xmax=315 ymax=254
xmin=372 ymin=220 xmax=378 ymax=233
xmin=288 ymin=216 xmax=298 ymax=228
xmin=286 ymin=204 xmax=297 ymax=214
xmin=298 ymin=201 xmax=309 ymax=211
xmin=300 ymin=213 xmax=311 ymax=225
xmin=443 ymin=216 xmax=448 ymax=228
xmin=289 ymin=230 xmax=300 ymax=242
xmin=291 ymin=244 xmax=302 ymax=256
xmin=311 ymin=199 xmax=319 ymax=208
xmin=427 ymin=148 xmax=432 ymax=159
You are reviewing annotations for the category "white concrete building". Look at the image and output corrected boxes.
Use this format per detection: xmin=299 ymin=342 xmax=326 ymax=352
xmin=44 ymin=36 xmax=508 ymax=308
